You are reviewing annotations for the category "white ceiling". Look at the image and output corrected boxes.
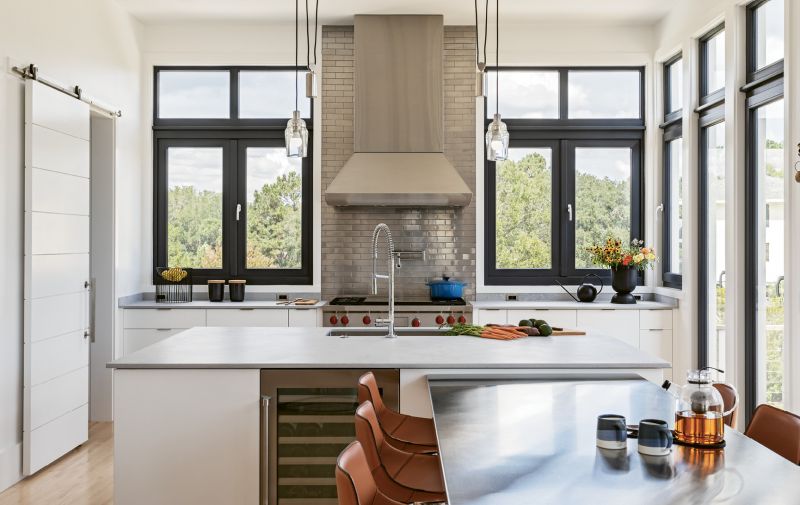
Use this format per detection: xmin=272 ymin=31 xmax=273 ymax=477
xmin=117 ymin=0 xmax=673 ymax=25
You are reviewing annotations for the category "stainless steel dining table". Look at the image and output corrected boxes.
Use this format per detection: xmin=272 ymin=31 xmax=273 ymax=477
xmin=428 ymin=375 xmax=800 ymax=504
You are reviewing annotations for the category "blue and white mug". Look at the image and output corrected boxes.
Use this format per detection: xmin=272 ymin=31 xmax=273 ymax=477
xmin=638 ymin=419 xmax=673 ymax=456
xmin=596 ymin=414 xmax=627 ymax=450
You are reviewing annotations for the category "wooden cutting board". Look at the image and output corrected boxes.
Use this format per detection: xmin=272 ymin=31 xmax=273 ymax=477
xmin=552 ymin=329 xmax=587 ymax=336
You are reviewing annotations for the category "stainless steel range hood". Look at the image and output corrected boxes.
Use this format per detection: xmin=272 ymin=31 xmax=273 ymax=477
xmin=325 ymin=15 xmax=472 ymax=207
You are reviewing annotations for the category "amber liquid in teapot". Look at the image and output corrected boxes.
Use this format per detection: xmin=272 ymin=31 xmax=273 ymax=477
xmin=674 ymin=409 xmax=724 ymax=445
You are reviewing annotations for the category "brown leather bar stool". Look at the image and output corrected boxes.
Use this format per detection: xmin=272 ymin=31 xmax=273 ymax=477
xmin=358 ymin=372 xmax=438 ymax=453
xmin=354 ymin=401 xmax=446 ymax=504
xmin=745 ymin=404 xmax=800 ymax=465
xmin=712 ymin=383 xmax=739 ymax=428
xmin=335 ymin=441 xmax=406 ymax=505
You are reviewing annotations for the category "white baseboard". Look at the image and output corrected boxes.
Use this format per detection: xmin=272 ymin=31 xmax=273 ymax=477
xmin=0 ymin=442 xmax=22 ymax=493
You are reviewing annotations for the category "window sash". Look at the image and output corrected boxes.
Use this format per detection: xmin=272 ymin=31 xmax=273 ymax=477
xmin=662 ymin=124 xmax=684 ymax=289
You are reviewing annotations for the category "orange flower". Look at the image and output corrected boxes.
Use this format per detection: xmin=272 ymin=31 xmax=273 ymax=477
xmin=622 ymin=255 xmax=632 ymax=266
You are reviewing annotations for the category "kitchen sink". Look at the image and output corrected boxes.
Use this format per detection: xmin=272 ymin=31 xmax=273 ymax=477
xmin=326 ymin=327 xmax=451 ymax=337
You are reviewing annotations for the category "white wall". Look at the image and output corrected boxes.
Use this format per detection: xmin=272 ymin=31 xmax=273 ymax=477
xmin=0 ymin=0 xmax=142 ymax=491
xmin=138 ymin=22 xmax=321 ymax=293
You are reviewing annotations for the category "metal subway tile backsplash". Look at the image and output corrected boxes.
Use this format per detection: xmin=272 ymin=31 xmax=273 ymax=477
xmin=321 ymin=26 xmax=477 ymax=300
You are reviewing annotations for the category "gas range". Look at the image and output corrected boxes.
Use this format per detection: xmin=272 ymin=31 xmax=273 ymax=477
xmin=323 ymin=297 xmax=471 ymax=328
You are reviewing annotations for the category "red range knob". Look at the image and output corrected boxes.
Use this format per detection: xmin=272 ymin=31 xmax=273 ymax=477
xmin=435 ymin=315 xmax=445 ymax=325
xmin=341 ymin=315 xmax=350 ymax=326
xmin=363 ymin=315 xmax=372 ymax=325
xmin=447 ymin=315 xmax=456 ymax=325
xmin=329 ymin=315 xmax=338 ymax=325
xmin=458 ymin=315 xmax=467 ymax=324
xmin=411 ymin=318 xmax=421 ymax=327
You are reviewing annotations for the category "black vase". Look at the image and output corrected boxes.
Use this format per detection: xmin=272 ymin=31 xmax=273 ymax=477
xmin=610 ymin=266 xmax=638 ymax=304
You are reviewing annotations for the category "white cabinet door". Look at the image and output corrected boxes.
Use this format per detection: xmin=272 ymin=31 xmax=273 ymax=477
xmin=507 ymin=309 xmax=578 ymax=329
xmin=640 ymin=329 xmax=673 ymax=362
xmin=576 ymin=310 xmax=640 ymax=347
xmin=123 ymin=329 xmax=184 ymax=355
xmin=114 ymin=369 xmax=260 ymax=505
xmin=123 ymin=309 xmax=206 ymax=329
xmin=206 ymin=309 xmax=289 ymax=327
xmin=640 ymin=310 xmax=673 ymax=330
xmin=23 ymin=81 xmax=90 ymax=475
xmin=474 ymin=309 xmax=507 ymax=325
xmin=289 ymin=309 xmax=321 ymax=327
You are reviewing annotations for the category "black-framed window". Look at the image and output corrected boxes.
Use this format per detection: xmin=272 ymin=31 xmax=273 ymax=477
xmin=484 ymin=67 xmax=645 ymax=285
xmin=153 ymin=66 xmax=313 ymax=285
xmin=743 ymin=0 xmax=785 ymax=422
xmin=661 ymin=54 xmax=683 ymax=289
xmin=699 ymin=25 xmax=726 ymax=107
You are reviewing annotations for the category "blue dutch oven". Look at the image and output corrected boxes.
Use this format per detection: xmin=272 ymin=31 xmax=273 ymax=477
xmin=427 ymin=276 xmax=467 ymax=300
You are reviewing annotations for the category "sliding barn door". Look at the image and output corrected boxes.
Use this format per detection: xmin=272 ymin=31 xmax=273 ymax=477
xmin=23 ymin=80 xmax=91 ymax=475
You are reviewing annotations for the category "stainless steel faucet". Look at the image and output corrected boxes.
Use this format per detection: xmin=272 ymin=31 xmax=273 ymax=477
xmin=371 ymin=223 xmax=397 ymax=338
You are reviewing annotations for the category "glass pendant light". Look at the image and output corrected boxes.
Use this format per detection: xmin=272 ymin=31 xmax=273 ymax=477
xmin=286 ymin=0 xmax=308 ymax=157
xmin=485 ymin=0 xmax=509 ymax=161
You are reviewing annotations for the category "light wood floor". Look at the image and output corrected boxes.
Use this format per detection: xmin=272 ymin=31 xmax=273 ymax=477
xmin=0 ymin=423 xmax=113 ymax=505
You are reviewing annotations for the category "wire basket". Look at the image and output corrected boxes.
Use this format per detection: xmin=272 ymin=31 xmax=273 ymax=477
xmin=155 ymin=267 xmax=193 ymax=303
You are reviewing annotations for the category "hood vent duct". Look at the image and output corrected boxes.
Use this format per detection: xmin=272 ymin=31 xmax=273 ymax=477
xmin=325 ymin=15 xmax=472 ymax=207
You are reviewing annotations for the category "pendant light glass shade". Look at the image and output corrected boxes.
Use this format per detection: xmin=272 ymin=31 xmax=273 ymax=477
xmin=485 ymin=113 xmax=509 ymax=161
xmin=285 ymin=110 xmax=308 ymax=158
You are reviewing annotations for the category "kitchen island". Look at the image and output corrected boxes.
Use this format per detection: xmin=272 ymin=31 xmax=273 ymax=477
xmin=107 ymin=326 xmax=669 ymax=505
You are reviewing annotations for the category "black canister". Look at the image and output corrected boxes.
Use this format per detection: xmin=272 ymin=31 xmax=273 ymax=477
xmin=208 ymin=280 xmax=225 ymax=302
xmin=229 ymin=279 xmax=246 ymax=302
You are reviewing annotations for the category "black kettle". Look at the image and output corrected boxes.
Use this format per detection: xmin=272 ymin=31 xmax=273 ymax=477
xmin=556 ymin=274 xmax=603 ymax=303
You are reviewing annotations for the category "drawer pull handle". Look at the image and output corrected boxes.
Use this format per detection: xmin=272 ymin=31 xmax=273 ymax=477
xmin=240 ymin=308 xmax=256 ymax=311
xmin=156 ymin=328 xmax=172 ymax=331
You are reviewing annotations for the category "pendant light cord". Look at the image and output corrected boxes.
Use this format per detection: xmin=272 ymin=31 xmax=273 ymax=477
xmin=294 ymin=0 xmax=299 ymax=112
xmin=474 ymin=0 xmax=488 ymax=67
xmin=313 ymin=0 xmax=319 ymax=67
xmin=495 ymin=0 xmax=499 ymax=115
xmin=305 ymin=0 xmax=311 ymax=70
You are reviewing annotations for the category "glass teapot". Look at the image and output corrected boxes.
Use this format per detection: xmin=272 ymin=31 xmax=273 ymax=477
xmin=662 ymin=368 xmax=738 ymax=446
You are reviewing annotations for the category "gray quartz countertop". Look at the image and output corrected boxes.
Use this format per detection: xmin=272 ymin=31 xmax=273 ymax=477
xmin=107 ymin=327 xmax=670 ymax=370
xmin=470 ymin=300 xmax=675 ymax=310
xmin=119 ymin=299 xmax=326 ymax=309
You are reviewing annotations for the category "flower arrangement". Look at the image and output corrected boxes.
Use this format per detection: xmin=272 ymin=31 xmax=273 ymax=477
xmin=586 ymin=238 xmax=657 ymax=270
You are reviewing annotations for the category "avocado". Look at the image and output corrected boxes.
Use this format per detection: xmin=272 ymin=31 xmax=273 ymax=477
xmin=538 ymin=324 xmax=553 ymax=337
xmin=533 ymin=319 xmax=548 ymax=328
xmin=518 ymin=319 xmax=533 ymax=327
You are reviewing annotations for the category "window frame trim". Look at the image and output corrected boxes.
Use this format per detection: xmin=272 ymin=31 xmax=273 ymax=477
xmin=661 ymin=123 xmax=684 ymax=289
xmin=483 ymin=66 xmax=645 ymax=286
xmin=153 ymin=66 xmax=314 ymax=285
xmin=699 ymin=24 xmax=726 ymax=106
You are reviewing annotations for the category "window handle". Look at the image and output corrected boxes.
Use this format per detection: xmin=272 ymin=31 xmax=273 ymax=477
xmin=236 ymin=203 xmax=242 ymax=221
xmin=656 ymin=203 xmax=664 ymax=213
xmin=567 ymin=204 xmax=573 ymax=222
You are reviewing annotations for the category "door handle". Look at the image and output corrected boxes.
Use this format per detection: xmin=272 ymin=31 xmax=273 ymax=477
xmin=262 ymin=395 xmax=272 ymax=505
xmin=567 ymin=204 xmax=573 ymax=222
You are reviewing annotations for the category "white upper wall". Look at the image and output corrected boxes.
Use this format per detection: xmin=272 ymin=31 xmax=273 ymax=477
xmin=0 ymin=0 xmax=142 ymax=492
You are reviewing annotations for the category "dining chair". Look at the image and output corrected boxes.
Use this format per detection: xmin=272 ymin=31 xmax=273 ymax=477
xmin=712 ymin=383 xmax=739 ymax=428
xmin=335 ymin=441 xmax=407 ymax=505
xmin=745 ymin=404 xmax=800 ymax=465
xmin=354 ymin=400 xmax=446 ymax=504
xmin=358 ymin=371 xmax=439 ymax=453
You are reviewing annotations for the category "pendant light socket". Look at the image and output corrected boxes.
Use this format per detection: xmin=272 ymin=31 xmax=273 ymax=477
xmin=305 ymin=68 xmax=317 ymax=98
xmin=475 ymin=62 xmax=486 ymax=97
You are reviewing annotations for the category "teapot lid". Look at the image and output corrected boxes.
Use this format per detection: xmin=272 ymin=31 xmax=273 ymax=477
xmin=687 ymin=369 xmax=713 ymax=384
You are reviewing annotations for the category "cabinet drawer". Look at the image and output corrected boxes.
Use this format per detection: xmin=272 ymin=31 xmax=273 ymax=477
xmin=474 ymin=309 xmax=507 ymax=326
xmin=123 ymin=309 xmax=206 ymax=329
xmin=289 ymin=309 xmax=321 ymax=327
xmin=206 ymin=309 xmax=289 ymax=327
xmin=507 ymin=309 xmax=577 ymax=329
xmin=640 ymin=310 xmax=673 ymax=330
xmin=640 ymin=329 xmax=673 ymax=363
xmin=123 ymin=328 xmax=183 ymax=355
xmin=576 ymin=310 xmax=639 ymax=347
